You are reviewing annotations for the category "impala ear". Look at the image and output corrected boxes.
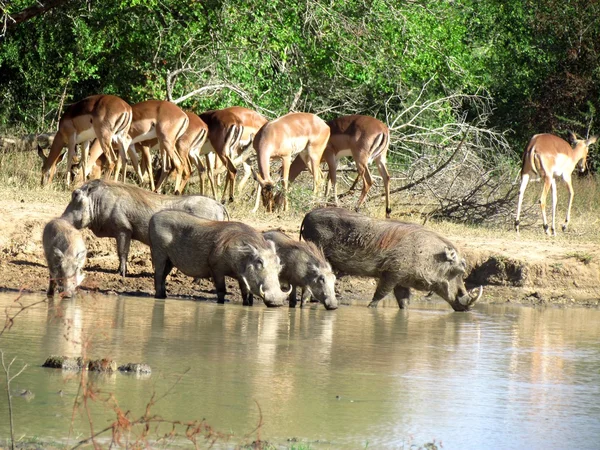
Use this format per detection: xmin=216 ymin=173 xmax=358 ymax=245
xmin=251 ymin=168 xmax=268 ymax=187
xmin=567 ymin=130 xmax=578 ymax=145
xmin=586 ymin=136 xmax=597 ymax=146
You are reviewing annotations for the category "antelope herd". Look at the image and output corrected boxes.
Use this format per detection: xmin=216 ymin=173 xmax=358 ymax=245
xmin=38 ymin=94 xmax=393 ymax=217
xmin=39 ymin=94 xmax=597 ymax=233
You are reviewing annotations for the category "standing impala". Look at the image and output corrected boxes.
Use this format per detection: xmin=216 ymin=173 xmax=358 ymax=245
xmin=39 ymin=94 xmax=132 ymax=186
xmin=162 ymin=110 xmax=209 ymax=194
xmin=252 ymin=112 xmax=330 ymax=213
xmin=112 ymin=100 xmax=189 ymax=191
xmin=515 ymin=131 xmax=597 ymax=235
xmin=199 ymin=106 xmax=267 ymax=202
xmin=288 ymin=114 xmax=391 ymax=218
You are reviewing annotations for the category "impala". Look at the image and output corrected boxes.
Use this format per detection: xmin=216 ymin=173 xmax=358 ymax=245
xmin=112 ymin=100 xmax=189 ymax=191
xmin=251 ymin=112 xmax=330 ymax=213
xmin=39 ymin=94 xmax=132 ymax=186
xmin=218 ymin=106 xmax=268 ymax=194
xmin=199 ymin=106 xmax=267 ymax=202
xmin=158 ymin=110 xmax=209 ymax=194
xmin=288 ymin=114 xmax=391 ymax=217
xmin=515 ymin=131 xmax=597 ymax=235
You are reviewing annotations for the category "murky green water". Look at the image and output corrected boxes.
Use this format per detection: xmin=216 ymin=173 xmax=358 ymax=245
xmin=0 ymin=292 xmax=599 ymax=449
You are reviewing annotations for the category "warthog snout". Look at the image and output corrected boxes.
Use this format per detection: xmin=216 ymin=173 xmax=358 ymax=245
xmin=323 ymin=297 xmax=339 ymax=310
xmin=259 ymin=283 xmax=290 ymax=307
xmin=452 ymin=286 xmax=483 ymax=312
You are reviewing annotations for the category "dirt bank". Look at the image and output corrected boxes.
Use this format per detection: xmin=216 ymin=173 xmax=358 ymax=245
xmin=1 ymin=193 xmax=599 ymax=308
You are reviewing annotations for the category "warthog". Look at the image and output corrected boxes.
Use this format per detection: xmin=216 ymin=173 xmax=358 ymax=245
xmin=299 ymin=207 xmax=482 ymax=311
xmin=263 ymin=230 xmax=338 ymax=310
xmin=61 ymin=179 xmax=228 ymax=277
xmin=43 ymin=218 xmax=87 ymax=298
xmin=149 ymin=210 xmax=289 ymax=307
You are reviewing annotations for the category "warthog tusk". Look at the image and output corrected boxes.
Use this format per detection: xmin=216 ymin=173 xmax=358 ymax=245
xmin=259 ymin=284 xmax=265 ymax=298
xmin=459 ymin=286 xmax=483 ymax=306
xmin=470 ymin=286 xmax=483 ymax=303
xmin=284 ymin=284 xmax=293 ymax=295
xmin=241 ymin=276 xmax=251 ymax=292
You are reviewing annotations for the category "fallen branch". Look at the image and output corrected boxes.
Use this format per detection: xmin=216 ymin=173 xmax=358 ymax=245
xmin=384 ymin=124 xmax=471 ymax=196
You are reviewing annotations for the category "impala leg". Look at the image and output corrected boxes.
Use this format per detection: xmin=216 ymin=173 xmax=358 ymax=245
xmin=80 ymin=140 xmax=90 ymax=182
xmin=550 ymin=177 xmax=557 ymax=236
xmin=562 ymin=176 xmax=574 ymax=232
xmin=377 ymin=156 xmax=391 ymax=218
xmin=282 ymin=155 xmax=292 ymax=211
xmin=206 ymin=154 xmax=218 ymax=199
xmin=237 ymin=161 xmax=253 ymax=194
xmin=141 ymin=145 xmax=155 ymax=191
xmin=355 ymin=162 xmax=373 ymax=212
xmin=127 ymin=146 xmax=144 ymax=184
xmin=86 ymin=139 xmax=105 ymax=179
xmin=252 ymin=185 xmax=262 ymax=213
xmin=515 ymin=173 xmax=530 ymax=233
xmin=65 ymin=134 xmax=77 ymax=186
xmin=324 ymin=152 xmax=337 ymax=203
xmin=539 ymin=176 xmax=552 ymax=235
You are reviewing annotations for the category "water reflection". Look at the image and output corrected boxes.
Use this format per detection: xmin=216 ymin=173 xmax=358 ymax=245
xmin=0 ymin=293 xmax=599 ymax=449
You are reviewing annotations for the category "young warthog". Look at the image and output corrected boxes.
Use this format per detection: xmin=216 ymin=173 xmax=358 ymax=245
xmin=149 ymin=210 xmax=289 ymax=307
xmin=263 ymin=230 xmax=338 ymax=310
xmin=43 ymin=218 xmax=87 ymax=298
xmin=300 ymin=207 xmax=482 ymax=311
xmin=61 ymin=179 xmax=228 ymax=277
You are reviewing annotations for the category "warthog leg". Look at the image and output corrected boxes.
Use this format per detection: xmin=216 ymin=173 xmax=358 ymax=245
xmin=368 ymin=276 xmax=397 ymax=307
xmin=116 ymin=232 xmax=132 ymax=277
xmin=393 ymin=285 xmax=411 ymax=309
xmin=300 ymin=288 xmax=312 ymax=307
xmin=153 ymin=257 xmax=173 ymax=299
xmin=239 ymin=277 xmax=254 ymax=306
xmin=214 ymin=274 xmax=227 ymax=304
xmin=288 ymin=285 xmax=298 ymax=308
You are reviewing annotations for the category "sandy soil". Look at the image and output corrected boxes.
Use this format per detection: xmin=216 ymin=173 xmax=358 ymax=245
xmin=1 ymin=192 xmax=599 ymax=308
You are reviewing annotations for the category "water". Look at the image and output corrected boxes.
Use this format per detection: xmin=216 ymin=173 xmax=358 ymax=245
xmin=0 ymin=292 xmax=599 ymax=449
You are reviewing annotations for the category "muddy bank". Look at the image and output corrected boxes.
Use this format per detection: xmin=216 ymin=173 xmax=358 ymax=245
xmin=0 ymin=197 xmax=599 ymax=307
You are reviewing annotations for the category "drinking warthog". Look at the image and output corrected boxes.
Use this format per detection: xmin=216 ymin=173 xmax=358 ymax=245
xmin=299 ymin=207 xmax=482 ymax=311
xmin=61 ymin=179 xmax=228 ymax=277
xmin=149 ymin=210 xmax=289 ymax=307
xmin=263 ymin=230 xmax=338 ymax=310
xmin=43 ymin=218 xmax=87 ymax=298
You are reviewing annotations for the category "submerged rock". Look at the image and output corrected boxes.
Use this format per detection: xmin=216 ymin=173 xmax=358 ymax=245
xmin=42 ymin=356 xmax=117 ymax=373
xmin=118 ymin=363 xmax=152 ymax=374
xmin=88 ymin=358 xmax=117 ymax=373
xmin=42 ymin=356 xmax=84 ymax=370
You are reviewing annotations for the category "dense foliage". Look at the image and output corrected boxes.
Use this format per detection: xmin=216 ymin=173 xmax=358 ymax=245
xmin=1 ymin=0 xmax=599 ymax=165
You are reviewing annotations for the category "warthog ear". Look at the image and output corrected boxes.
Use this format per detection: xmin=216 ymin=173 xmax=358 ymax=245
xmin=444 ymin=246 xmax=458 ymax=263
xmin=266 ymin=239 xmax=277 ymax=254
xmin=53 ymin=248 xmax=64 ymax=260
xmin=72 ymin=189 xmax=84 ymax=201
xmin=76 ymin=250 xmax=86 ymax=265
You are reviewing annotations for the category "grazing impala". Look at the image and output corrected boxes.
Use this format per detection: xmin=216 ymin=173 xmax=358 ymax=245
xmin=39 ymin=94 xmax=132 ymax=186
xmin=114 ymin=100 xmax=189 ymax=191
xmin=252 ymin=112 xmax=330 ymax=213
xmin=515 ymin=131 xmax=597 ymax=235
xmin=199 ymin=106 xmax=267 ymax=202
xmin=288 ymin=114 xmax=391 ymax=217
